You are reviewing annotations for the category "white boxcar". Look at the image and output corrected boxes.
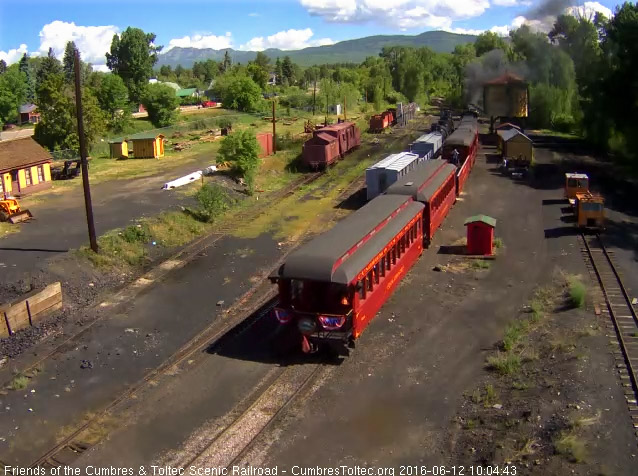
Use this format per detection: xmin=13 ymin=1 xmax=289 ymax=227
xmin=365 ymin=152 xmax=424 ymax=200
xmin=409 ymin=132 xmax=444 ymax=158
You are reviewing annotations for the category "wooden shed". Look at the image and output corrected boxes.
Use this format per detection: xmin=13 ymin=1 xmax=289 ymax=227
xmin=108 ymin=139 xmax=129 ymax=159
xmin=497 ymin=129 xmax=533 ymax=162
xmin=130 ymin=132 xmax=165 ymax=159
xmin=465 ymin=215 xmax=496 ymax=256
xmin=0 ymin=137 xmax=52 ymax=196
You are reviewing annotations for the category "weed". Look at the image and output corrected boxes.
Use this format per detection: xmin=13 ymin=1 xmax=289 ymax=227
xmin=571 ymin=411 xmax=601 ymax=428
xmin=483 ymin=384 xmax=499 ymax=406
xmin=567 ymin=276 xmax=586 ymax=308
xmin=121 ymin=224 xmax=151 ymax=244
xmin=555 ymin=432 xmax=587 ymax=463
xmin=193 ymin=184 xmax=232 ymax=223
xmin=471 ymin=259 xmax=491 ymax=270
xmin=486 ymin=352 xmax=521 ymax=376
xmin=515 ymin=438 xmax=539 ymax=459
xmin=470 ymin=387 xmax=482 ymax=404
xmin=8 ymin=373 xmax=29 ymax=391
xmin=465 ymin=419 xmax=479 ymax=430
xmin=503 ymin=320 xmax=529 ymax=351
xmin=494 ymin=237 xmax=504 ymax=249
xmin=632 ymin=332 xmax=638 ymax=338
xmin=512 ymin=381 xmax=529 ymax=390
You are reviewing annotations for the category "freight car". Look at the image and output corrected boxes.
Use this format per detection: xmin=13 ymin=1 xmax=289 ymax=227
xmin=410 ymin=131 xmax=444 ymax=159
xmin=365 ymin=152 xmax=424 ymax=200
xmin=270 ymin=194 xmax=425 ymax=354
xmin=302 ymin=121 xmax=361 ymax=169
xmin=369 ymin=110 xmax=395 ymax=132
xmin=385 ymin=159 xmax=457 ymax=242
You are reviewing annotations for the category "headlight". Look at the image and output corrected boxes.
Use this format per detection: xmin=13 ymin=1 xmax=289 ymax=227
xmin=298 ymin=317 xmax=317 ymax=335
xmin=274 ymin=308 xmax=292 ymax=324
xmin=318 ymin=315 xmax=346 ymax=331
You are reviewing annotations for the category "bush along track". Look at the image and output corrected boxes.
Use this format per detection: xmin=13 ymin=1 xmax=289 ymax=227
xmin=449 ymin=269 xmax=636 ymax=474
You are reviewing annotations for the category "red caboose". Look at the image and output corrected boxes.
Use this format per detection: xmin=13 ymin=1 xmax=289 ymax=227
xmin=270 ymin=194 xmax=424 ymax=354
xmin=302 ymin=122 xmax=360 ymax=169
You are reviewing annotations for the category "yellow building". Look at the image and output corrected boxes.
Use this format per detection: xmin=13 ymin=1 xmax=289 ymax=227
xmin=497 ymin=128 xmax=534 ymax=163
xmin=0 ymin=137 xmax=52 ymax=196
xmin=130 ymin=132 xmax=165 ymax=159
xmin=108 ymin=139 xmax=129 ymax=159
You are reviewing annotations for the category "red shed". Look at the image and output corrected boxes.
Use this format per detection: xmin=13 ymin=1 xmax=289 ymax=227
xmin=464 ymin=215 xmax=497 ymax=256
xmin=256 ymin=132 xmax=273 ymax=157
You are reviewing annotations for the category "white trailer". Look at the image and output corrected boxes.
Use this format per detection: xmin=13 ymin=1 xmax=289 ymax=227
xmin=365 ymin=152 xmax=423 ymax=201
xmin=409 ymin=132 xmax=444 ymax=158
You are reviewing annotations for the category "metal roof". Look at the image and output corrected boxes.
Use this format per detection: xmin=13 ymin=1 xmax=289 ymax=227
xmin=413 ymin=132 xmax=442 ymax=144
xmin=445 ymin=128 xmax=476 ymax=147
xmin=367 ymin=152 xmax=419 ymax=172
xmin=385 ymin=159 xmax=449 ymax=201
xmin=275 ymin=195 xmax=417 ymax=284
xmin=176 ymin=88 xmax=198 ymax=97
xmin=498 ymin=128 xmax=531 ymax=142
xmin=565 ymin=173 xmax=588 ymax=179
xmin=464 ymin=215 xmax=497 ymax=227
xmin=18 ymin=104 xmax=38 ymax=114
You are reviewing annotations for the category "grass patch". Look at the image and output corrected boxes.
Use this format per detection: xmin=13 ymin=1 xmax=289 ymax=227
xmin=483 ymin=384 xmax=499 ymax=406
xmin=566 ymin=275 xmax=586 ymax=308
xmin=0 ymin=222 xmax=20 ymax=238
xmin=511 ymin=381 xmax=529 ymax=390
xmin=471 ymin=259 xmax=491 ymax=270
xmin=486 ymin=352 xmax=521 ymax=376
xmin=493 ymin=237 xmax=504 ymax=249
xmin=554 ymin=432 xmax=587 ymax=463
xmin=503 ymin=320 xmax=529 ymax=351
xmin=8 ymin=373 xmax=29 ymax=391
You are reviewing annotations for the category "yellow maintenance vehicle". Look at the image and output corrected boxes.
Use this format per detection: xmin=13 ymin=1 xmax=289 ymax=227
xmin=0 ymin=197 xmax=33 ymax=223
xmin=565 ymin=173 xmax=590 ymax=202
xmin=574 ymin=192 xmax=605 ymax=230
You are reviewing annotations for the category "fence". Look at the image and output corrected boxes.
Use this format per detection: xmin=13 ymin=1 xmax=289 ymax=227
xmin=1 ymin=282 xmax=63 ymax=337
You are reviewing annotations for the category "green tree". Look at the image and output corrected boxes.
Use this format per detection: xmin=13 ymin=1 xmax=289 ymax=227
xmin=216 ymin=129 xmax=261 ymax=194
xmin=274 ymin=57 xmax=283 ymax=85
xmin=475 ymin=32 xmax=510 ymax=57
xmin=214 ymin=74 xmax=262 ymax=111
xmin=282 ymin=56 xmax=294 ymax=85
xmin=247 ymin=62 xmax=268 ymax=89
xmin=141 ymin=83 xmax=179 ymax=127
xmin=0 ymin=65 xmax=27 ymax=123
xmin=63 ymin=41 xmax=78 ymax=83
xmin=106 ymin=27 xmax=162 ymax=104
xmin=219 ymin=50 xmax=232 ymax=73
xmin=19 ymin=53 xmax=35 ymax=102
xmin=36 ymin=48 xmax=62 ymax=84
xmin=95 ymin=73 xmax=131 ymax=132
xmin=254 ymin=52 xmax=270 ymax=69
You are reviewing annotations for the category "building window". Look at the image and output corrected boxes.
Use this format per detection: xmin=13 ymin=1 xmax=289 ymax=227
xmin=37 ymin=166 xmax=44 ymax=182
xmin=11 ymin=170 xmax=18 ymax=182
xmin=25 ymin=168 xmax=32 ymax=186
xmin=0 ymin=180 xmax=3 ymax=194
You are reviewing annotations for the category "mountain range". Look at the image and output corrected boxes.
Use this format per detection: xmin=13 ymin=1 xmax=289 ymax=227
xmin=156 ymin=30 xmax=478 ymax=68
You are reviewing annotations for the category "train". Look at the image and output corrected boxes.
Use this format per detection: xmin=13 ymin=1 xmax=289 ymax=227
xmin=302 ymin=121 xmax=361 ymax=169
xmin=369 ymin=103 xmax=418 ymax=133
xmin=270 ymin=111 xmax=480 ymax=354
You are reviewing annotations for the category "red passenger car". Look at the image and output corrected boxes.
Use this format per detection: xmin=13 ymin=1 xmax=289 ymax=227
xmin=302 ymin=122 xmax=360 ymax=169
xmin=442 ymin=126 xmax=478 ymax=195
xmin=270 ymin=194 xmax=424 ymax=354
xmin=386 ymin=160 xmax=457 ymax=242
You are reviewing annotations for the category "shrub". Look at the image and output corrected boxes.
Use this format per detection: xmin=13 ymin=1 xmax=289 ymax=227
xmin=552 ymin=113 xmax=575 ymax=133
xmin=216 ymin=130 xmax=261 ymax=194
xmin=568 ymin=277 xmax=586 ymax=308
xmin=486 ymin=352 xmax=521 ymax=375
xmin=194 ymin=184 xmax=231 ymax=222
xmin=141 ymin=83 xmax=179 ymax=127
xmin=121 ymin=224 xmax=151 ymax=243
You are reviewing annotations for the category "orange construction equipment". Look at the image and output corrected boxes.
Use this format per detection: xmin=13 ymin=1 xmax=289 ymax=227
xmin=0 ymin=198 xmax=33 ymax=223
xmin=565 ymin=173 xmax=589 ymax=201
xmin=574 ymin=192 xmax=605 ymax=230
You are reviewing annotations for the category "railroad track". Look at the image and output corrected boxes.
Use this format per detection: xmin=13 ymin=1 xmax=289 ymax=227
xmin=26 ymin=166 xmax=370 ymax=470
xmin=581 ymin=233 xmax=638 ymax=437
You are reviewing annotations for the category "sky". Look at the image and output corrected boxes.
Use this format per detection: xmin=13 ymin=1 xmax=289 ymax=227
xmin=0 ymin=0 xmax=619 ymax=71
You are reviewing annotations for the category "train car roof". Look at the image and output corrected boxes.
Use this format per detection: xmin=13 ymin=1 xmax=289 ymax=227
xmin=320 ymin=122 xmax=356 ymax=132
xmin=414 ymin=132 xmax=443 ymax=144
xmin=385 ymin=159 xmax=447 ymax=197
xmin=387 ymin=162 xmax=456 ymax=203
xmin=367 ymin=152 xmax=419 ymax=172
xmin=445 ymin=128 xmax=476 ymax=147
xmin=275 ymin=194 xmax=420 ymax=284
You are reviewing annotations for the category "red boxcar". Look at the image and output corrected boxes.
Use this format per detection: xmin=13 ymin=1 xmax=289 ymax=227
xmin=442 ymin=120 xmax=479 ymax=195
xmin=302 ymin=122 xmax=360 ymax=169
xmin=256 ymin=132 xmax=273 ymax=158
xmin=386 ymin=160 xmax=458 ymax=242
xmin=270 ymin=194 xmax=424 ymax=354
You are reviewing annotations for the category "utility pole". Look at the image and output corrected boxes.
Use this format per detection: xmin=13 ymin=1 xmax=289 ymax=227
xmin=74 ymin=50 xmax=98 ymax=253
xmin=343 ymin=96 xmax=347 ymax=121
xmin=272 ymin=100 xmax=276 ymax=153
xmin=312 ymin=79 xmax=316 ymax=116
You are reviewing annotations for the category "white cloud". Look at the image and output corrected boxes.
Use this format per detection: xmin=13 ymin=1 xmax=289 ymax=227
xmin=166 ymin=32 xmax=233 ymax=51
xmin=240 ymin=28 xmax=334 ymax=51
xmin=565 ymin=1 xmax=612 ymax=19
xmin=444 ymin=24 xmax=513 ymax=36
xmin=300 ymin=0 xmax=490 ymax=30
xmin=38 ymin=21 xmax=119 ymax=67
xmin=492 ymin=0 xmax=519 ymax=6
xmin=248 ymin=12 xmax=261 ymax=17
xmin=0 ymin=43 xmax=28 ymax=65
xmin=513 ymin=1 xmax=614 ymax=33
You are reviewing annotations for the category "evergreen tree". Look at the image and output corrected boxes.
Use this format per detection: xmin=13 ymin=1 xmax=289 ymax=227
xmin=63 ymin=41 xmax=78 ymax=83
xmin=106 ymin=27 xmax=162 ymax=104
xmin=36 ymin=48 xmax=62 ymax=84
xmin=282 ymin=56 xmax=294 ymax=85
xmin=19 ymin=53 xmax=35 ymax=103
xmin=219 ymin=51 xmax=232 ymax=73
xmin=274 ymin=57 xmax=283 ymax=85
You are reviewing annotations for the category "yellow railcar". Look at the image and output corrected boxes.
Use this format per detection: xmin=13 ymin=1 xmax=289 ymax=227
xmin=575 ymin=192 xmax=605 ymax=230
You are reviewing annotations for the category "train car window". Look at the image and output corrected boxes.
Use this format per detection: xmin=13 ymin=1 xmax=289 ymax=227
xmin=380 ymin=257 xmax=386 ymax=277
xmin=386 ymin=252 xmax=392 ymax=270
xmin=291 ymin=280 xmax=304 ymax=302
xmin=392 ymin=246 xmax=397 ymax=264
xmin=367 ymin=271 xmax=374 ymax=292
xmin=374 ymin=264 xmax=380 ymax=284
xmin=358 ymin=279 xmax=366 ymax=300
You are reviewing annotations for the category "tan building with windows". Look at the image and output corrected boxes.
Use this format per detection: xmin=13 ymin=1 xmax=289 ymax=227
xmin=0 ymin=137 xmax=53 ymax=196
